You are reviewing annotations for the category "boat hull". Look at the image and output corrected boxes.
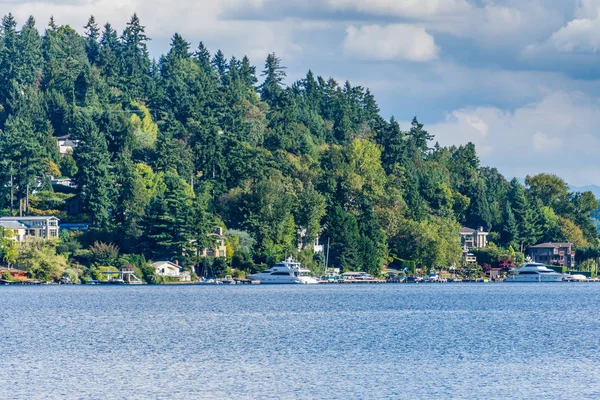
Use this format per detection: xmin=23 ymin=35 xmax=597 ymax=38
xmin=506 ymin=274 xmax=564 ymax=282
xmin=248 ymin=275 xmax=319 ymax=284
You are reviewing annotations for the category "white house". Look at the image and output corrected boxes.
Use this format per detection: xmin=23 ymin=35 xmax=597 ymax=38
xmin=0 ymin=216 xmax=59 ymax=241
xmin=0 ymin=221 xmax=28 ymax=242
xmin=152 ymin=261 xmax=191 ymax=281
xmin=57 ymin=135 xmax=79 ymax=156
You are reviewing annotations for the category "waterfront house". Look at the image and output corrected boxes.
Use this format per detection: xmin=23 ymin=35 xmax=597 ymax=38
xmin=460 ymin=227 xmax=489 ymax=249
xmin=0 ymin=216 xmax=59 ymax=241
xmin=153 ymin=261 xmax=191 ymax=281
xmin=200 ymin=227 xmax=227 ymax=258
xmin=0 ymin=221 xmax=28 ymax=242
xmin=528 ymin=242 xmax=575 ymax=268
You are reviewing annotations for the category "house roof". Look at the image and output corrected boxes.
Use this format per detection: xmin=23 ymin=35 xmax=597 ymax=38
xmin=529 ymin=242 xmax=573 ymax=249
xmin=152 ymin=261 xmax=181 ymax=269
xmin=0 ymin=216 xmax=59 ymax=222
xmin=0 ymin=221 xmax=26 ymax=229
xmin=460 ymin=227 xmax=477 ymax=234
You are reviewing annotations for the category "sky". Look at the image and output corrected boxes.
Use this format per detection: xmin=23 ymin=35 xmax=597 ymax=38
xmin=3 ymin=0 xmax=600 ymax=186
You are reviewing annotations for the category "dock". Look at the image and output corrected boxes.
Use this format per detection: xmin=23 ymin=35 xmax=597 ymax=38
xmin=318 ymin=279 xmax=386 ymax=284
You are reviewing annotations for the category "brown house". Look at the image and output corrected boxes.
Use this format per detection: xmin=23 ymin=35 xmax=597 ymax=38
xmin=528 ymin=242 xmax=575 ymax=268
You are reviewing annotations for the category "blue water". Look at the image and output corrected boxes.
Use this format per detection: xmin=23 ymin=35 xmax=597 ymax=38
xmin=1 ymin=284 xmax=599 ymax=399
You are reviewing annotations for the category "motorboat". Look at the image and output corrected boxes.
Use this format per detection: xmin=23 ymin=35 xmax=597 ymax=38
xmin=563 ymin=273 xmax=587 ymax=282
xmin=217 ymin=275 xmax=236 ymax=285
xmin=249 ymin=257 xmax=319 ymax=284
xmin=505 ymin=263 xmax=564 ymax=282
xmin=425 ymin=273 xmax=439 ymax=282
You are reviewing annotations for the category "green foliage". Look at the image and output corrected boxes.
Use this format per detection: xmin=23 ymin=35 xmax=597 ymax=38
xmin=89 ymin=241 xmax=120 ymax=266
xmin=17 ymin=241 xmax=69 ymax=280
xmin=0 ymin=226 xmax=18 ymax=267
xmin=0 ymin=14 xmax=595 ymax=278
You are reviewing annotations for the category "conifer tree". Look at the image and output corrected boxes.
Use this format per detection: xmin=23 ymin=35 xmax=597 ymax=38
xmin=83 ymin=16 xmax=100 ymax=65
xmin=72 ymin=113 xmax=113 ymax=228
xmin=260 ymin=53 xmax=286 ymax=107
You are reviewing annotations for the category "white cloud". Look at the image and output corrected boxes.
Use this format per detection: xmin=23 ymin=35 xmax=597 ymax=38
xmin=549 ymin=16 xmax=600 ymax=52
xmin=325 ymin=0 xmax=470 ymax=19
xmin=541 ymin=0 xmax=600 ymax=53
xmin=343 ymin=24 xmax=438 ymax=62
xmin=430 ymin=91 xmax=600 ymax=185
xmin=532 ymin=132 xmax=563 ymax=152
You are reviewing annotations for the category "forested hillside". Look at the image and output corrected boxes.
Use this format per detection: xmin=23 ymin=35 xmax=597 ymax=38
xmin=0 ymin=13 xmax=598 ymax=280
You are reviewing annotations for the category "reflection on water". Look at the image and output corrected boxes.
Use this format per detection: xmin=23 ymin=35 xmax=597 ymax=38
xmin=1 ymin=284 xmax=600 ymax=399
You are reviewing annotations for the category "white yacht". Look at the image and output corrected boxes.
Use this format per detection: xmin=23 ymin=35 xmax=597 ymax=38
xmin=249 ymin=258 xmax=319 ymax=284
xmin=563 ymin=273 xmax=587 ymax=282
xmin=505 ymin=263 xmax=564 ymax=282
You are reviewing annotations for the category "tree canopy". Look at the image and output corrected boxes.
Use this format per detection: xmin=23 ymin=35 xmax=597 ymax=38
xmin=0 ymin=14 xmax=597 ymax=276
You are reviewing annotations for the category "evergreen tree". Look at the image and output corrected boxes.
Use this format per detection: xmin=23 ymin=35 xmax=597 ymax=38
xmin=18 ymin=16 xmax=43 ymax=88
xmin=98 ymin=23 xmax=121 ymax=86
xmin=72 ymin=113 xmax=113 ymax=227
xmin=502 ymin=202 xmax=518 ymax=247
xmin=324 ymin=206 xmax=361 ymax=271
xmin=83 ymin=16 xmax=100 ymax=65
xmin=119 ymin=13 xmax=151 ymax=99
xmin=260 ymin=53 xmax=286 ymax=107
xmin=0 ymin=116 xmax=44 ymax=214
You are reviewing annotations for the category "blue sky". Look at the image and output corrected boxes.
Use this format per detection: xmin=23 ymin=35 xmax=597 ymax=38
xmin=4 ymin=0 xmax=600 ymax=185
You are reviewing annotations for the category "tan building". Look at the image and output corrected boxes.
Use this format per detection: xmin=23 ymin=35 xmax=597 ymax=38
xmin=0 ymin=217 xmax=59 ymax=241
xmin=57 ymin=135 xmax=79 ymax=156
xmin=200 ymin=227 xmax=227 ymax=258
xmin=460 ymin=227 xmax=489 ymax=249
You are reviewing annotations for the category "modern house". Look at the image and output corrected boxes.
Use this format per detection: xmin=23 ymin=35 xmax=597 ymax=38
xmin=528 ymin=242 xmax=576 ymax=268
xmin=0 ymin=216 xmax=59 ymax=241
xmin=460 ymin=227 xmax=489 ymax=249
xmin=153 ymin=261 xmax=191 ymax=282
xmin=0 ymin=221 xmax=28 ymax=242
xmin=200 ymin=227 xmax=227 ymax=258
xmin=57 ymin=135 xmax=79 ymax=156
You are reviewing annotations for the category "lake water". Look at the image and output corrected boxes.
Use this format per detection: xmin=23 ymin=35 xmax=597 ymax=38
xmin=1 ymin=283 xmax=600 ymax=399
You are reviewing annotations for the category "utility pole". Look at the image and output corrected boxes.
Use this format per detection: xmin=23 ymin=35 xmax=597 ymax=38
xmin=325 ymin=237 xmax=330 ymax=269
xmin=9 ymin=167 xmax=13 ymax=215
xmin=26 ymin=183 xmax=29 ymax=216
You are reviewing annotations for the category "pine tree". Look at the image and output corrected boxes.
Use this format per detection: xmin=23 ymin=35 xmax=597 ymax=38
xmin=120 ymin=13 xmax=151 ymax=100
xmin=377 ymin=117 xmax=406 ymax=174
xmin=408 ymin=117 xmax=433 ymax=157
xmin=502 ymin=202 xmax=518 ymax=247
xmin=260 ymin=53 xmax=286 ymax=107
xmin=0 ymin=13 xmax=19 ymax=117
xmin=211 ymin=49 xmax=228 ymax=83
xmin=98 ymin=23 xmax=121 ymax=86
xmin=324 ymin=206 xmax=362 ymax=271
xmin=72 ymin=113 xmax=113 ymax=228
xmin=83 ymin=16 xmax=100 ymax=65
xmin=0 ymin=116 xmax=44 ymax=214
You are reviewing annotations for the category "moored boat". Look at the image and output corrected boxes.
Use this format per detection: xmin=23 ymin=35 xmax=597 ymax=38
xmin=505 ymin=263 xmax=563 ymax=282
xmin=249 ymin=257 xmax=318 ymax=284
